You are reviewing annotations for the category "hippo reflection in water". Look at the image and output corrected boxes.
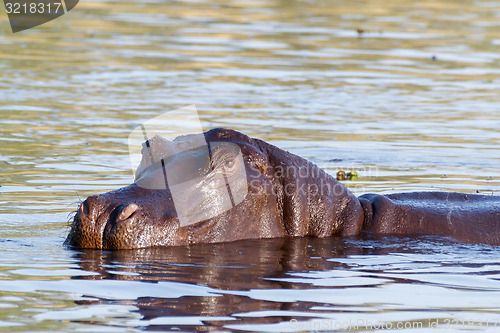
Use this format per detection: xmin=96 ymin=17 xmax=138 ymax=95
xmin=65 ymin=128 xmax=500 ymax=249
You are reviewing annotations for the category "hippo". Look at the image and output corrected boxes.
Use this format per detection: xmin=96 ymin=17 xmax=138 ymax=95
xmin=65 ymin=128 xmax=500 ymax=249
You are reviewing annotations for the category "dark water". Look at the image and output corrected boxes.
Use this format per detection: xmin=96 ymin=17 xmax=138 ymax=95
xmin=1 ymin=0 xmax=500 ymax=331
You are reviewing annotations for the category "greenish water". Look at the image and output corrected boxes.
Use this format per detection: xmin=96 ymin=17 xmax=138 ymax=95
xmin=1 ymin=0 xmax=500 ymax=331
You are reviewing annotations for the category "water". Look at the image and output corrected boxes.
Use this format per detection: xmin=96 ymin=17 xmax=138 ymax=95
xmin=1 ymin=0 xmax=500 ymax=331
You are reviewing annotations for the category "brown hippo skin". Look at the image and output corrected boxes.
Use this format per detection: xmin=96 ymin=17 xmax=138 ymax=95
xmin=65 ymin=128 xmax=500 ymax=249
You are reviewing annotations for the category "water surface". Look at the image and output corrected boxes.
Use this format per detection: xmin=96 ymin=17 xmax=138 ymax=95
xmin=0 ymin=0 xmax=500 ymax=331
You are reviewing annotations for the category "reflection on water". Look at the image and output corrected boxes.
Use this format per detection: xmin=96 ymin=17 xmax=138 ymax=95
xmin=69 ymin=237 xmax=500 ymax=331
xmin=0 ymin=0 xmax=500 ymax=331
xmin=2 ymin=237 xmax=500 ymax=331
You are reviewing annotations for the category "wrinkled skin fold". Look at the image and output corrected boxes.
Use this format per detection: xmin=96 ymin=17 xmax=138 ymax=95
xmin=65 ymin=128 xmax=500 ymax=249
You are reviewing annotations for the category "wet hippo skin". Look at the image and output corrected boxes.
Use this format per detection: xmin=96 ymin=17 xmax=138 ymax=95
xmin=65 ymin=128 xmax=500 ymax=249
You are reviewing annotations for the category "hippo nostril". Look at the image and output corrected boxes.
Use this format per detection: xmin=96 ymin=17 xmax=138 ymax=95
xmin=79 ymin=198 xmax=91 ymax=220
xmin=78 ymin=195 xmax=101 ymax=221
xmin=118 ymin=203 xmax=138 ymax=221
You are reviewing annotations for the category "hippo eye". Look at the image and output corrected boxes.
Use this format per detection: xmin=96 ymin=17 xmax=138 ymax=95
xmin=224 ymin=157 xmax=235 ymax=170
xmin=208 ymin=143 xmax=240 ymax=172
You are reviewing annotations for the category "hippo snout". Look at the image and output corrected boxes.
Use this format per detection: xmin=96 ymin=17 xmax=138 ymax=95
xmin=66 ymin=194 xmax=142 ymax=249
xmin=65 ymin=186 xmax=185 ymax=249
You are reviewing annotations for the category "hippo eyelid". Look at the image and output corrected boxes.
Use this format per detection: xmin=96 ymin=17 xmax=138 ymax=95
xmin=208 ymin=143 xmax=241 ymax=166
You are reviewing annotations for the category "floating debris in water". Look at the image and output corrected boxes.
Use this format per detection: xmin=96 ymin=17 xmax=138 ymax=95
xmin=347 ymin=171 xmax=358 ymax=180
xmin=336 ymin=170 xmax=358 ymax=181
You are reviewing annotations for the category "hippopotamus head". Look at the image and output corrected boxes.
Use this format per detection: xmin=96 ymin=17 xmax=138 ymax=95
xmin=65 ymin=128 xmax=363 ymax=249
